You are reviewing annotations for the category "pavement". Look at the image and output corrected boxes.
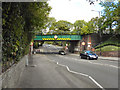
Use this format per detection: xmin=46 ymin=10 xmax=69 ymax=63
xmin=98 ymin=56 xmax=119 ymax=61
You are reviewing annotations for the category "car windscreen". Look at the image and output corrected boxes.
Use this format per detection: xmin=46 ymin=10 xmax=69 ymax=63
xmin=86 ymin=51 xmax=94 ymax=54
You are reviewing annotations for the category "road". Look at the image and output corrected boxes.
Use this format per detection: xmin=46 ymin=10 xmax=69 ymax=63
xmin=17 ymin=44 xmax=118 ymax=89
xmin=39 ymin=44 xmax=118 ymax=88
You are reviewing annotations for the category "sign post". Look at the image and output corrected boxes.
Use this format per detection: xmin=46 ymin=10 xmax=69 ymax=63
xmin=30 ymin=42 xmax=33 ymax=55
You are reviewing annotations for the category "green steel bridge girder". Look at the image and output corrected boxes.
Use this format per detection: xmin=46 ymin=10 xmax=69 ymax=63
xmin=34 ymin=35 xmax=82 ymax=41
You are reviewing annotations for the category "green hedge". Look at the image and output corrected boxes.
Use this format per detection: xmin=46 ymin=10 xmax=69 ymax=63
xmin=2 ymin=2 xmax=51 ymax=72
xmin=95 ymin=35 xmax=120 ymax=49
xmin=95 ymin=45 xmax=120 ymax=52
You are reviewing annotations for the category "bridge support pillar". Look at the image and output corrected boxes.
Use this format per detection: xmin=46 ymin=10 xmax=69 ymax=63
xmin=69 ymin=41 xmax=80 ymax=53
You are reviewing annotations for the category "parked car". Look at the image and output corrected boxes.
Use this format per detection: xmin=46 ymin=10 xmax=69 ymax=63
xmin=80 ymin=50 xmax=98 ymax=60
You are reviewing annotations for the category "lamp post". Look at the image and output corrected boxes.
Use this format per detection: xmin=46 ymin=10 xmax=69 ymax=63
xmin=91 ymin=10 xmax=102 ymax=56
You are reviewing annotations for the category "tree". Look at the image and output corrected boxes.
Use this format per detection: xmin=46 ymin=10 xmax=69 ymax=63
xmin=92 ymin=16 xmax=107 ymax=34
xmin=73 ymin=20 xmax=86 ymax=34
xmin=53 ymin=20 xmax=73 ymax=34
xmin=87 ymin=20 xmax=96 ymax=34
xmin=100 ymin=1 xmax=119 ymax=34
xmin=46 ymin=17 xmax=56 ymax=34
xmin=2 ymin=2 xmax=51 ymax=72
xmin=81 ymin=26 xmax=89 ymax=35
xmin=72 ymin=19 xmax=96 ymax=35
xmin=112 ymin=2 xmax=120 ymax=34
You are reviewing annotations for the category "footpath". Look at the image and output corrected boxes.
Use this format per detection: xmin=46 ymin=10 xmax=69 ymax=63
xmin=98 ymin=56 xmax=119 ymax=61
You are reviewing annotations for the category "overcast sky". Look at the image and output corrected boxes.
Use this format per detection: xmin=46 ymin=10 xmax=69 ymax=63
xmin=48 ymin=0 xmax=104 ymax=23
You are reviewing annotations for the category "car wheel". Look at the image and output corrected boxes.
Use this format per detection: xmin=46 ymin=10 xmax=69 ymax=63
xmin=87 ymin=57 xmax=90 ymax=60
xmin=61 ymin=52 xmax=65 ymax=55
xmin=80 ymin=56 xmax=82 ymax=59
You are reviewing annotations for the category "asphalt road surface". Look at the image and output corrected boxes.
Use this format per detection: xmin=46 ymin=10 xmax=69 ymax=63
xmin=17 ymin=44 xmax=118 ymax=89
xmin=39 ymin=44 xmax=118 ymax=88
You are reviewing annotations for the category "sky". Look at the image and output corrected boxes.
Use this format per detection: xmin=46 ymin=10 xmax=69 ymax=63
xmin=48 ymin=0 xmax=104 ymax=23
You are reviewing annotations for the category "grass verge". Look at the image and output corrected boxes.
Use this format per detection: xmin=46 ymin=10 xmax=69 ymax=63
xmin=95 ymin=45 xmax=120 ymax=52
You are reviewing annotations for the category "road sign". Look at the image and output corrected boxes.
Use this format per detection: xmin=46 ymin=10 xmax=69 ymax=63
xmin=54 ymin=35 xmax=58 ymax=39
xmin=88 ymin=42 xmax=91 ymax=44
xmin=30 ymin=42 xmax=33 ymax=46
xmin=82 ymin=42 xmax=85 ymax=45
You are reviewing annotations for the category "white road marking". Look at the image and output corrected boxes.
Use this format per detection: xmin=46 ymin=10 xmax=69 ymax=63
xmin=44 ymin=55 xmax=105 ymax=89
xmin=50 ymin=59 xmax=105 ymax=89
xmin=58 ymin=63 xmax=105 ymax=89
xmin=42 ymin=53 xmax=117 ymax=89
xmin=89 ymin=76 xmax=105 ymax=90
xmin=57 ymin=55 xmax=118 ymax=68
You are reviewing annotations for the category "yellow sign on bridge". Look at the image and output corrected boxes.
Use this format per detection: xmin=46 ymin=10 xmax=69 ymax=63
xmin=34 ymin=35 xmax=82 ymax=41
xmin=42 ymin=38 xmax=71 ymax=40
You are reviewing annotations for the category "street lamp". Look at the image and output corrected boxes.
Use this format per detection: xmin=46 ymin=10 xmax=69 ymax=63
xmin=91 ymin=10 xmax=102 ymax=56
xmin=91 ymin=10 xmax=101 ymax=17
xmin=87 ymin=0 xmax=100 ymax=5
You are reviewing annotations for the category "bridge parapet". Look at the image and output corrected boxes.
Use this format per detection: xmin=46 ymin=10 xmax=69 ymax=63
xmin=34 ymin=35 xmax=82 ymax=41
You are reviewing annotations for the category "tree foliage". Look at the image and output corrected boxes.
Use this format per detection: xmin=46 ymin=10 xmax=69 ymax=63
xmin=45 ymin=17 xmax=56 ymax=34
xmin=55 ymin=20 xmax=73 ymax=33
xmin=99 ymin=1 xmax=119 ymax=34
xmin=47 ymin=20 xmax=73 ymax=34
xmin=73 ymin=20 xmax=86 ymax=34
xmin=71 ymin=1 xmax=119 ymax=35
xmin=72 ymin=19 xmax=96 ymax=35
xmin=2 ymin=2 xmax=51 ymax=72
